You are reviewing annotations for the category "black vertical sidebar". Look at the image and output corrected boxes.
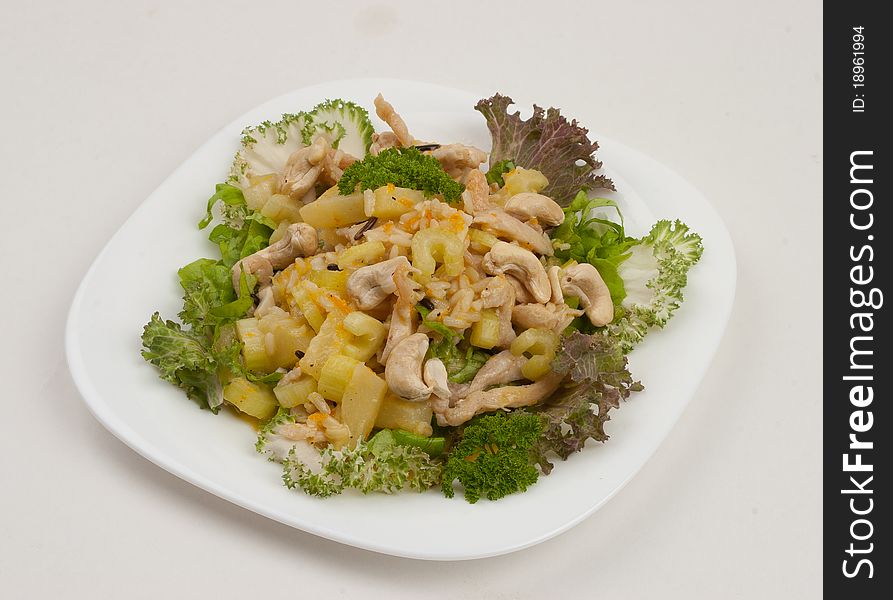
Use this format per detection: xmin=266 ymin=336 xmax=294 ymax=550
xmin=825 ymin=3 xmax=889 ymax=596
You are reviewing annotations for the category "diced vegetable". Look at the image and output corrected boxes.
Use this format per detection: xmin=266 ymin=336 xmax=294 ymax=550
xmin=309 ymin=269 xmax=349 ymax=294
xmin=257 ymin=311 xmax=314 ymax=369
xmin=260 ymin=193 xmax=303 ymax=224
xmin=511 ymin=327 xmax=559 ymax=381
xmin=490 ymin=168 xmax=550 ymax=206
xmin=374 ymin=394 xmax=434 ymax=437
xmin=469 ymin=309 xmax=500 ymax=350
xmin=243 ymin=174 xmax=280 ymax=210
xmin=341 ymin=312 xmax=388 ymax=362
xmin=468 ymin=228 xmax=499 ymax=251
xmin=236 ymin=317 xmax=273 ymax=373
xmin=372 ymin=185 xmax=425 ymax=219
xmin=290 ymin=285 xmax=326 ymax=332
xmin=273 ymin=376 xmax=318 ymax=408
xmin=336 ymin=241 xmax=386 ymax=270
xmin=503 ymin=167 xmax=549 ymax=195
xmin=299 ymin=312 xmax=350 ymax=379
xmin=521 ymin=355 xmax=553 ymax=381
xmin=411 ymin=228 xmax=464 ymax=280
xmin=317 ymin=354 xmax=362 ymax=402
xmin=341 ymin=364 xmax=388 ymax=447
xmin=511 ymin=327 xmax=560 ymax=357
xmin=299 ymin=192 xmax=366 ymax=228
xmin=223 ymin=377 xmax=278 ymax=420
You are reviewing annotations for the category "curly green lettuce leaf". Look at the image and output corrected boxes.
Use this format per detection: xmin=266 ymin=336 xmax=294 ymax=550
xmin=255 ymin=407 xmax=300 ymax=459
xmin=140 ymin=313 xmax=241 ymax=412
xmin=475 ymin=94 xmax=613 ymax=206
xmin=229 ymin=113 xmax=310 ymax=186
xmin=607 ymin=220 xmax=704 ymax=352
xmin=281 ymin=430 xmax=443 ymax=497
xmin=529 ymin=331 xmax=643 ymax=473
xmin=441 ymin=412 xmax=543 ymax=503
xmin=303 ymin=98 xmax=374 ymax=159
xmin=337 ymin=147 xmax=463 ymax=202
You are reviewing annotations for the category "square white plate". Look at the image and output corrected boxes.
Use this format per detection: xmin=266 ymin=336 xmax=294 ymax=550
xmin=66 ymin=79 xmax=735 ymax=560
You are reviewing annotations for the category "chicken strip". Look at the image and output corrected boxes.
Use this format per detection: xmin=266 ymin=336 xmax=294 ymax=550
xmin=435 ymin=371 xmax=564 ymax=426
xmin=431 ymin=143 xmax=487 ymax=182
xmin=374 ymin=93 xmax=413 ymax=147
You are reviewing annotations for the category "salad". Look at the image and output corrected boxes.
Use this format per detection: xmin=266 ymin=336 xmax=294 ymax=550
xmin=141 ymin=93 xmax=703 ymax=503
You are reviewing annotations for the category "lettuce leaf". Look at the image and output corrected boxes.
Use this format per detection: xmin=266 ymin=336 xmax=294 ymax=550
xmin=281 ymin=430 xmax=443 ymax=497
xmin=414 ymin=303 xmax=456 ymax=340
xmin=551 ymin=191 xmax=637 ymax=311
xmin=140 ymin=313 xmax=241 ymax=412
xmin=484 ymin=159 xmax=516 ymax=187
xmin=475 ymin=94 xmax=614 ymax=206
xmin=198 ymin=183 xmax=245 ymax=229
xmin=177 ymin=258 xmax=253 ymax=336
xmin=428 ymin=336 xmax=490 ymax=384
xmin=608 ymin=220 xmax=704 ymax=352
xmin=208 ymin=219 xmax=273 ymax=268
xmin=530 ymin=331 xmax=643 ymax=473
xmin=199 ymin=183 xmax=276 ymax=267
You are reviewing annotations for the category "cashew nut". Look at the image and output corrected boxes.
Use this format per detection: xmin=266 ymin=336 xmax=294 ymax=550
xmin=482 ymin=242 xmax=552 ymax=303
xmin=384 ymin=333 xmax=432 ymax=402
xmin=423 ymin=358 xmax=451 ymax=400
xmin=560 ymin=263 xmax=614 ymax=326
xmin=346 ymin=256 xmax=411 ymax=310
xmin=232 ymin=222 xmax=317 ymax=292
xmin=283 ymin=136 xmax=329 ymax=199
xmin=504 ymin=193 xmax=565 ymax=227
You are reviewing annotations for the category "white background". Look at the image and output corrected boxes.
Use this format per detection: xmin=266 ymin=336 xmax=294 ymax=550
xmin=0 ymin=1 xmax=821 ymax=597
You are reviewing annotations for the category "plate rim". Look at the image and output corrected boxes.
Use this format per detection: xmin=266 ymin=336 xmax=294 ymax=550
xmin=65 ymin=77 xmax=737 ymax=560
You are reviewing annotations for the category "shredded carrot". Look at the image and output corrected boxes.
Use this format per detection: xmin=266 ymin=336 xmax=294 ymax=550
xmin=327 ymin=293 xmax=350 ymax=313
xmin=308 ymin=412 xmax=327 ymax=426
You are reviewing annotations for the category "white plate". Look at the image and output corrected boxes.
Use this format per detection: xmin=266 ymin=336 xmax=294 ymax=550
xmin=66 ymin=79 xmax=735 ymax=560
